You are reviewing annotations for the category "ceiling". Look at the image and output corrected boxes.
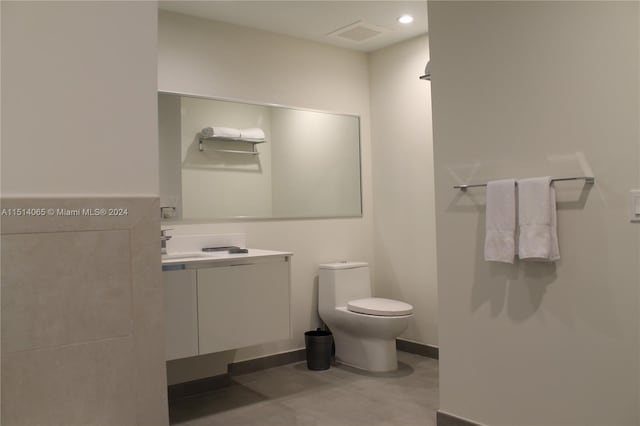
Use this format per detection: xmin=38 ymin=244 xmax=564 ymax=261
xmin=159 ymin=1 xmax=428 ymax=52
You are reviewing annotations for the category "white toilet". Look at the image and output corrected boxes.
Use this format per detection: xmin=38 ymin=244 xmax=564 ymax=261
xmin=318 ymin=261 xmax=413 ymax=372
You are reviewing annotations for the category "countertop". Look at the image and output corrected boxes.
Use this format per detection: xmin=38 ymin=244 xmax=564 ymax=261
xmin=161 ymin=248 xmax=293 ymax=268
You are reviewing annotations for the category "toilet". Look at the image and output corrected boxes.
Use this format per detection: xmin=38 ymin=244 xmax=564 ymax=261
xmin=318 ymin=262 xmax=413 ymax=372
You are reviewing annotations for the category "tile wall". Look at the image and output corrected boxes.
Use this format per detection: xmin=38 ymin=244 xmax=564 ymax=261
xmin=1 ymin=197 xmax=168 ymax=425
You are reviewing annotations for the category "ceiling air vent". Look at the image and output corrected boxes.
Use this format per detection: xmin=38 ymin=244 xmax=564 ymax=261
xmin=327 ymin=21 xmax=388 ymax=44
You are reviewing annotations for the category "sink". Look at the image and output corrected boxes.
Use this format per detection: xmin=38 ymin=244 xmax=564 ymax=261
xmin=162 ymin=252 xmax=216 ymax=260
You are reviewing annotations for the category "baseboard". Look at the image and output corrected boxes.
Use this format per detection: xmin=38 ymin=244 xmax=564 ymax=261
xmin=396 ymin=338 xmax=439 ymax=359
xmin=228 ymin=349 xmax=306 ymax=375
xmin=168 ymin=349 xmax=306 ymax=401
xmin=437 ymin=411 xmax=485 ymax=426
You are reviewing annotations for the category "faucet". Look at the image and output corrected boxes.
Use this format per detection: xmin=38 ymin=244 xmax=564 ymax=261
xmin=160 ymin=229 xmax=173 ymax=255
xmin=160 ymin=206 xmax=177 ymax=219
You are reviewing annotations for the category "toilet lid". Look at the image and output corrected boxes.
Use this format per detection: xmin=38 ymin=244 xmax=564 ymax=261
xmin=347 ymin=298 xmax=413 ymax=316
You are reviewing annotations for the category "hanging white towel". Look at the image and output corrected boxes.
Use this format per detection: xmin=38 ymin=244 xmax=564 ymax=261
xmin=201 ymin=127 xmax=241 ymax=139
xmin=517 ymin=177 xmax=560 ymax=262
xmin=239 ymin=128 xmax=265 ymax=142
xmin=484 ymin=179 xmax=517 ymax=263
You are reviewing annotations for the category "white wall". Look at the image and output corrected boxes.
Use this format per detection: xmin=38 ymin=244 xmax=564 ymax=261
xmin=369 ymin=35 xmax=438 ymax=347
xmin=158 ymin=10 xmax=374 ymax=383
xmin=1 ymin=3 xmax=168 ymax=424
xmin=1 ymin=1 xmax=159 ymax=196
xmin=429 ymin=2 xmax=639 ymax=425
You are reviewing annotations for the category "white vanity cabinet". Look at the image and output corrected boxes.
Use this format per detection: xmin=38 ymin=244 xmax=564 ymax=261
xmin=197 ymin=258 xmax=291 ymax=354
xmin=162 ymin=251 xmax=291 ymax=360
xmin=163 ymin=268 xmax=199 ymax=361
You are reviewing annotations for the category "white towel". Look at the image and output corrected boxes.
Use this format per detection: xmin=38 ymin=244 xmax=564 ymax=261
xmin=201 ymin=127 xmax=241 ymax=139
xmin=484 ymin=179 xmax=517 ymax=263
xmin=239 ymin=128 xmax=265 ymax=142
xmin=517 ymin=177 xmax=560 ymax=261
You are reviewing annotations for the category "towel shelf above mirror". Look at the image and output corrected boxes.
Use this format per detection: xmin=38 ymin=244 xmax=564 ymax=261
xmin=198 ymin=136 xmax=266 ymax=154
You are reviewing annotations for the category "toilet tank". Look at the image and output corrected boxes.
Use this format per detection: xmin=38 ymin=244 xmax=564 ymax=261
xmin=319 ymin=262 xmax=371 ymax=308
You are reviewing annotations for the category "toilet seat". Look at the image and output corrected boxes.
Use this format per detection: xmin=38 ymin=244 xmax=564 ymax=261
xmin=347 ymin=297 xmax=413 ymax=317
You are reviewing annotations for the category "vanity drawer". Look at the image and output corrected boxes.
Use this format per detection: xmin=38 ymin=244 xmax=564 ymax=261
xmin=196 ymin=260 xmax=291 ymax=354
xmin=163 ymin=269 xmax=198 ymax=361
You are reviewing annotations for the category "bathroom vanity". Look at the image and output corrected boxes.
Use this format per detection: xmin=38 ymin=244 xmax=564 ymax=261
xmin=162 ymin=243 xmax=292 ymax=361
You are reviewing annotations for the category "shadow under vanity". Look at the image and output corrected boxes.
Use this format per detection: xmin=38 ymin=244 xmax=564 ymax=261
xmin=162 ymin=232 xmax=292 ymax=361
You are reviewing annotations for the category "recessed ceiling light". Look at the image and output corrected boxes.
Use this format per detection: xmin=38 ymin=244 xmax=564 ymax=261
xmin=398 ymin=15 xmax=414 ymax=24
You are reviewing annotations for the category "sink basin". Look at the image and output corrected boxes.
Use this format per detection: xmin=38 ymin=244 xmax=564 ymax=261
xmin=162 ymin=252 xmax=215 ymax=260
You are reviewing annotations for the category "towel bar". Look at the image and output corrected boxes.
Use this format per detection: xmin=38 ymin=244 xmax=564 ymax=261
xmin=199 ymin=136 xmax=266 ymax=153
xmin=212 ymin=149 xmax=259 ymax=155
xmin=454 ymin=176 xmax=595 ymax=191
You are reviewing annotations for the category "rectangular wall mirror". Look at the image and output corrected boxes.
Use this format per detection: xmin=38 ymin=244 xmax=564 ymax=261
xmin=159 ymin=92 xmax=362 ymax=221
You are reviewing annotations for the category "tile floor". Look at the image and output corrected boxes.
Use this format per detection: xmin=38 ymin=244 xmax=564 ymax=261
xmin=169 ymin=351 xmax=439 ymax=426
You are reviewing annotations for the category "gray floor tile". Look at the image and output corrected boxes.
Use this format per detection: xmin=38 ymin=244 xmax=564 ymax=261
xmin=169 ymin=352 xmax=439 ymax=426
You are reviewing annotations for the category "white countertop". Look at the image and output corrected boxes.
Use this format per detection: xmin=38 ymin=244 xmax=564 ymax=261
xmin=161 ymin=248 xmax=292 ymax=268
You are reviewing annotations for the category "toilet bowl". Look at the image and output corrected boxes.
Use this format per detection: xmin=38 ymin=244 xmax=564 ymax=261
xmin=318 ymin=262 xmax=413 ymax=372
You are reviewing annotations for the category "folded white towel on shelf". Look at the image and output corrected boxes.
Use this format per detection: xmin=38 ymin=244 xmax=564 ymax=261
xmin=239 ymin=128 xmax=265 ymax=142
xmin=484 ymin=179 xmax=517 ymax=263
xmin=201 ymin=127 xmax=241 ymax=139
xmin=517 ymin=176 xmax=560 ymax=262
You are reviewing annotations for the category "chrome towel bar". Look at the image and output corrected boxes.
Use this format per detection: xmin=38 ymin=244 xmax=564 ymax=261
xmin=199 ymin=136 xmax=265 ymax=154
xmin=454 ymin=176 xmax=595 ymax=191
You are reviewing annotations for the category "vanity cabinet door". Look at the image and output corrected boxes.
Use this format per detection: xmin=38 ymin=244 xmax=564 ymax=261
xmin=163 ymin=269 xmax=199 ymax=360
xmin=197 ymin=260 xmax=291 ymax=354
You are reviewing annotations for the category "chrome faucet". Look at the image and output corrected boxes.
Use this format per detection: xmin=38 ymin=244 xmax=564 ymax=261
xmin=160 ymin=206 xmax=177 ymax=219
xmin=160 ymin=229 xmax=173 ymax=255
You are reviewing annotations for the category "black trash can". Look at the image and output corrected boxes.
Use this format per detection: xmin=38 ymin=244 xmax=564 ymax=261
xmin=304 ymin=328 xmax=333 ymax=370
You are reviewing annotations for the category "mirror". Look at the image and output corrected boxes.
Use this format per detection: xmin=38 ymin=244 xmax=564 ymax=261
xmin=159 ymin=93 xmax=362 ymax=220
